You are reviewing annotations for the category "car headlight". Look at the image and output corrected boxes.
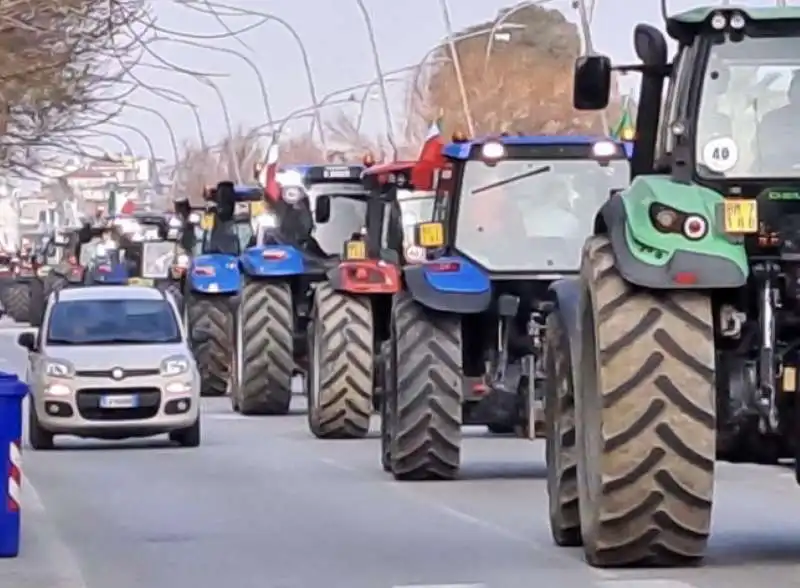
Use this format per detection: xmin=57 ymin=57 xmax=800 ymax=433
xmin=160 ymin=356 xmax=190 ymax=376
xmin=45 ymin=360 xmax=73 ymax=379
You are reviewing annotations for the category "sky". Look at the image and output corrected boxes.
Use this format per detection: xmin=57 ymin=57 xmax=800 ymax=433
xmin=99 ymin=0 xmax=788 ymax=163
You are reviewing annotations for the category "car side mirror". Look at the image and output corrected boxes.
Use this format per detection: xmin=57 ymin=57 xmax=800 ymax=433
xmin=18 ymin=332 xmax=36 ymax=351
xmin=315 ymin=195 xmax=331 ymax=223
xmin=573 ymin=55 xmax=612 ymax=110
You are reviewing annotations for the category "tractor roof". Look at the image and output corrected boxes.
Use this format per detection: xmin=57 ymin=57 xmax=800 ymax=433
xmin=667 ymin=6 xmax=800 ymax=41
xmin=443 ymin=135 xmax=626 ymax=160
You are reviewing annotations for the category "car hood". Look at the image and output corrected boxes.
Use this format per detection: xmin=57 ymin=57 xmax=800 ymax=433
xmin=44 ymin=343 xmax=189 ymax=369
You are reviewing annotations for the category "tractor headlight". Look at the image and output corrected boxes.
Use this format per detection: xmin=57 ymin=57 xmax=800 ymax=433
xmin=481 ymin=142 xmax=505 ymax=160
xmin=592 ymin=141 xmax=618 ymax=158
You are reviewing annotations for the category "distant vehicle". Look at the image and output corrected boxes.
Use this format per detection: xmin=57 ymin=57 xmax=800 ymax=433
xmin=20 ymin=285 xmax=201 ymax=449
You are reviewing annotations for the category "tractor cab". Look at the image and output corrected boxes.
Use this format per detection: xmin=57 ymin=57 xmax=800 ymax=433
xmin=198 ymin=183 xmax=263 ymax=255
xmin=431 ymin=136 xmax=629 ymax=277
xmin=300 ymin=164 xmax=369 ymax=258
xmin=415 ymin=135 xmax=629 ymax=440
xmin=360 ymin=159 xmax=439 ymax=262
xmin=116 ymin=213 xmax=180 ymax=286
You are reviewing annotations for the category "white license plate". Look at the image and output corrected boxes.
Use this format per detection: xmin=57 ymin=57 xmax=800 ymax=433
xmin=99 ymin=394 xmax=138 ymax=409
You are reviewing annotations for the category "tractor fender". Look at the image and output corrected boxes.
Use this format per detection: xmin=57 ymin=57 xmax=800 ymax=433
xmin=547 ymin=277 xmax=581 ymax=345
xmin=601 ymin=192 xmax=747 ymax=289
xmin=239 ymin=244 xmax=305 ymax=277
xmin=403 ymin=256 xmax=491 ymax=313
xmin=188 ymin=253 xmax=240 ymax=294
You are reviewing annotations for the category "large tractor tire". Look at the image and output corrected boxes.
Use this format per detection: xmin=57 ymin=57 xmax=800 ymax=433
xmin=44 ymin=273 xmax=68 ymax=298
xmin=234 ymin=279 xmax=294 ymax=415
xmin=3 ymin=282 xmax=31 ymax=323
xmin=575 ymin=235 xmax=715 ymax=567
xmin=386 ymin=292 xmax=463 ymax=481
xmin=307 ymin=283 xmax=374 ymax=439
xmin=158 ymin=281 xmax=184 ymax=315
xmin=186 ymin=294 xmax=232 ymax=397
xmin=544 ymin=308 xmax=581 ymax=547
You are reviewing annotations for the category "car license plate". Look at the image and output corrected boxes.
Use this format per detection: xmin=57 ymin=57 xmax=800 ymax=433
xmin=128 ymin=277 xmax=154 ymax=286
xmin=99 ymin=394 xmax=138 ymax=409
xmin=723 ymin=199 xmax=758 ymax=233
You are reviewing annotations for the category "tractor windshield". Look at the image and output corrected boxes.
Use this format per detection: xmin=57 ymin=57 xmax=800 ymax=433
xmin=311 ymin=194 xmax=368 ymax=255
xmin=697 ymin=33 xmax=800 ymax=178
xmin=140 ymin=241 xmax=175 ymax=278
xmin=398 ymin=192 xmax=435 ymax=247
xmin=455 ymin=158 xmax=628 ymax=272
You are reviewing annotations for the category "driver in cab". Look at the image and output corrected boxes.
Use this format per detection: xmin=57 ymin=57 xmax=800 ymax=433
xmin=757 ymin=69 xmax=800 ymax=169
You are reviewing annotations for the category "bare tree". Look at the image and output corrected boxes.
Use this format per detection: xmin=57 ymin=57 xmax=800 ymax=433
xmin=0 ymin=0 xmax=149 ymax=175
xmin=405 ymin=3 xmax=621 ymax=143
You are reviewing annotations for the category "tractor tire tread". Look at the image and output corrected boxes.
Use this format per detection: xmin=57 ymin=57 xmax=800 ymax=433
xmin=391 ymin=292 xmax=462 ymax=481
xmin=309 ymin=283 xmax=373 ymax=438
xmin=578 ymin=235 xmax=715 ymax=567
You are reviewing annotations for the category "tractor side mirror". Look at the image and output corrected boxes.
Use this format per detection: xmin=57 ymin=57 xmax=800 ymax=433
xmin=573 ymin=55 xmax=612 ymax=110
xmin=634 ymin=24 xmax=667 ymax=67
xmin=179 ymin=229 xmax=195 ymax=252
xmin=315 ymin=195 xmax=331 ymax=223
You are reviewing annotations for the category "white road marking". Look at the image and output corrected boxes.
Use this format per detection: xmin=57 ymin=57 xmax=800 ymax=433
xmin=597 ymin=582 xmax=699 ymax=587
xmin=394 ymin=584 xmax=486 ymax=588
xmin=22 ymin=474 xmax=89 ymax=588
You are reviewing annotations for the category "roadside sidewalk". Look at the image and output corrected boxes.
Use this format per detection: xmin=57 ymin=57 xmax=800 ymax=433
xmin=0 ymin=478 xmax=87 ymax=588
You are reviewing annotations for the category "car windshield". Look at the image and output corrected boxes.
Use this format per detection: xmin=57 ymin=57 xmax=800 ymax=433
xmin=696 ymin=34 xmax=800 ymax=178
xmin=455 ymin=158 xmax=629 ymax=272
xmin=311 ymin=193 xmax=368 ymax=255
xmin=140 ymin=241 xmax=175 ymax=278
xmin=47 ymin=299 xmax=181 ymax=345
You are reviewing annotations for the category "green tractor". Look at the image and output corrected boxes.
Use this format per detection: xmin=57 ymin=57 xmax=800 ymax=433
xmin=546 ymin=5 xmax=800 ymax=568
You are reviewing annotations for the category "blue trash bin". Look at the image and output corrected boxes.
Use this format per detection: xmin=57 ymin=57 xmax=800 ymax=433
xmin=0 ymin=372 xmax=28 ymax=558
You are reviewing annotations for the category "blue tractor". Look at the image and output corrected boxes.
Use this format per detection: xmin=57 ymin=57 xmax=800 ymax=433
xmin=231 ymin=164 xmax=369 ymax=416
xmin=380 ymin=135 xmax=631 ymax=480
xmin=183 ymin=182 xmax=260 ymax=397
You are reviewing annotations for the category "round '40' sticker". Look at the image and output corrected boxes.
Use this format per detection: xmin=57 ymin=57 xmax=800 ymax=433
xmin=702 ymin=136 xmax=738 ymax=172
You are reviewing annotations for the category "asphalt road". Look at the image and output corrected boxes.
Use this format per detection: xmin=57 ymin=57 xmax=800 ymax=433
xmin=2 ymin=321 xmax=800 ymax=588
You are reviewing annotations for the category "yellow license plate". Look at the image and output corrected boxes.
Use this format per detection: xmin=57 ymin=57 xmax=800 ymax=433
xmin=783 ymin=366 xmax=797 ymax=393
xmin=200 ymin=213 xmax=214 ymax=230
xmin=128 ymin=278 xmax=154 ymax=286
xmin=250 ymin=201 xmax=266 ymax=216
xmin=723 ymin=199 xmax=758 ymax=233
xmin=418 ymin=222 xmax=444 ymax=247
xmin=345 ymin=240 xmax=366 ymax=259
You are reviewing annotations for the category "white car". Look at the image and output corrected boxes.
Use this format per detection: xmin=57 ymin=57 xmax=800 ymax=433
xmin=19 ymin=285 xmax=201 ymax=449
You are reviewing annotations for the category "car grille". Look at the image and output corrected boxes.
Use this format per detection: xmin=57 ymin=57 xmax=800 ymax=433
xmin=76 ymin=387 xmax=161 ymax=421
xmin=75 ymin=368 xmax=160 ymax=378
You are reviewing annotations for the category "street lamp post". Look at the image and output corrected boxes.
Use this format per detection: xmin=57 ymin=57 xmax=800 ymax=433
xmin=483 ymin=0 xmax=553 ymax=72
xmin=196 ymin=77 xmax=241 ymax=182
xmin=438 ymin=0 xmax=475 ymax=135
xmin=573 ymin=0 xmax=608 ymax=134
xmin=354 ymin=0 xmax=399 ymax=158
xmin=151 ymin=37 xmax=275 ymax=131
xmin=185 ymin=2 xmax=327 ymax=149
xmin=407 ymin=25 xmax=524 ymax=128
xmin=129 ymin=83 xmax=208 ymax=150
xmin=124 ymin=103 xmax=180 ymax=166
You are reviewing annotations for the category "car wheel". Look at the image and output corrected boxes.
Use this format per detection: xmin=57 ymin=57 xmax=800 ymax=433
xmin=169 ymin=418 xmax=201 ymax=448
xmin=28 ymin=405 xmax=54 ymax=450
